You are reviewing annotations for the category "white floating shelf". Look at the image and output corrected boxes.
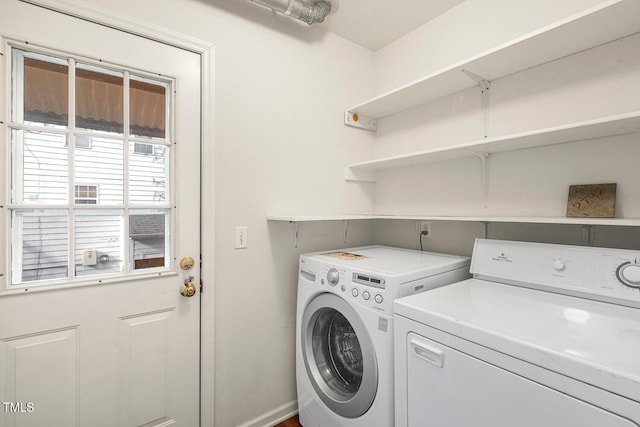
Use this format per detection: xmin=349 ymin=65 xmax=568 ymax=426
xmin=346 ymin=0 xmax=640 ymax=121
xmin=267 ymin=215 xmax=640 ymax=227
xmin=375 ymin=215 xmax=640 ymax=227
xmin=345 ymin=112 xmax=640 ymax=182
xmin=266 ymin=214 xmax=378 ymax=222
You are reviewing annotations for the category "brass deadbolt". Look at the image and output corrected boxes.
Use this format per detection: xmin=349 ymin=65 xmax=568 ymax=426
xmin=180 ymin=256 xmax=195 ymax=270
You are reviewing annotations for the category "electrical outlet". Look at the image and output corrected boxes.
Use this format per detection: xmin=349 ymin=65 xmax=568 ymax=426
xmin=235 ymin=226 xmax=248 ymax=249
xmin=419 ymin=221 xmax=432 ymax=239
xmin=83 ymin=248 xmax=97 ymax=266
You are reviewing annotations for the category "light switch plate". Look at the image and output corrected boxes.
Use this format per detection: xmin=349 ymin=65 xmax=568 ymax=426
xmin=235 ymin=226 xmax=248 ymax=249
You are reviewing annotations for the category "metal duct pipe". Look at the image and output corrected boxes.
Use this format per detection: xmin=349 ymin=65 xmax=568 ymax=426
xmin=249 ymin=0 xmax=332 ymax=25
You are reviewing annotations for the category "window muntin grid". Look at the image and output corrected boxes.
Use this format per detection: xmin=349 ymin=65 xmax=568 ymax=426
xmin=7 ymin=45 xmax=175 ymax=288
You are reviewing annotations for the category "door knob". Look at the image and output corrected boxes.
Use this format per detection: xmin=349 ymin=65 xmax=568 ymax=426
xmin=180 ymin=276 xmax=196 ymax=297
xmin=180 ymin=281 xmax=196 ymax=297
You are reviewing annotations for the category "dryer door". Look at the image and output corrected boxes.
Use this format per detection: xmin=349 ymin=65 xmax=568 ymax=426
xmin=301 ymin=293 xmax=378 ymax=418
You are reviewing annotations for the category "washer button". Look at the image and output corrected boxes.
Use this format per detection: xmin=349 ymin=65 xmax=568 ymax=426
xmin=362 ymin=291 xmax=370 ymax=300
xmin=351 ymin=288 xmax=359 ymax=297
xmin=374 ymin=294 xmax=383 ymax=304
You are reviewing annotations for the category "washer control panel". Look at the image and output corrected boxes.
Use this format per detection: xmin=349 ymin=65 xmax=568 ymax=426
xmin=472 ymin=239 xmax=640 ymax=308
xmin=311 ymin=264 xmax=391 ymax=313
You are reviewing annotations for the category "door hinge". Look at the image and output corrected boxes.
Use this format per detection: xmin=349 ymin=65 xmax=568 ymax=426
xmin=198 ymin=253 xmax=203 ymax=293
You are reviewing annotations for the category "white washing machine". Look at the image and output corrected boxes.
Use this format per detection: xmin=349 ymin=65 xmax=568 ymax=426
xmin=395 ymin=239 xmax=640 ymax=427
xmin=296 ymin=245 xmax=470 ymax=427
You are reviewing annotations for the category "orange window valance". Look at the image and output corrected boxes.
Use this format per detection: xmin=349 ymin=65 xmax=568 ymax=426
xmin=23 ymin=57 xmax=166 ymax=138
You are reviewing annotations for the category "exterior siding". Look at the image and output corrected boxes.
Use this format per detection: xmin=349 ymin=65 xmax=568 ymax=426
xmin=15 ymin=129 xmax=169 ymax=283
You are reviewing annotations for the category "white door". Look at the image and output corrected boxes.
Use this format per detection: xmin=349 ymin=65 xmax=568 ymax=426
xmin=403 ymin=333 xmax=638 ymax=427
xmin=0 ymin=2 xmax=201 ymax=426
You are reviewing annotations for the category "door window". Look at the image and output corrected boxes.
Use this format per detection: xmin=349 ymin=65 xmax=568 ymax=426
xmin=301 ymin=293 xmax=378 ymax=418
xmin=312 ymin=309 xmax=364 ymax=397
xmin=7 ymin=45 xmax=174 ymax=288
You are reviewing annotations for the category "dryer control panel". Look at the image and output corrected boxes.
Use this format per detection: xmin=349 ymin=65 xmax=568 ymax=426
xmin=471 ymin=239 xmax=640 ymax=308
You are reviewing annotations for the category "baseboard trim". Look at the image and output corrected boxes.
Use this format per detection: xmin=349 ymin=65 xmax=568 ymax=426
xmin=238 ymin=400 xmax=298 ymax=427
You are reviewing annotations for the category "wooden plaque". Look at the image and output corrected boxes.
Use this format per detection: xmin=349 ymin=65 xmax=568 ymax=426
xmin=566 ymin=183 xmax=616 ymax=218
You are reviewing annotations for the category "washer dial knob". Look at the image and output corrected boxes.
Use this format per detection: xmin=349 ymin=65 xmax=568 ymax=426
xmin=616 ymin=262 xmax=640 ymax=288
xmin=327 ymin=268 xmax=340 ymax=286
xmin=552 ymin=259 xmax=566 ymax=271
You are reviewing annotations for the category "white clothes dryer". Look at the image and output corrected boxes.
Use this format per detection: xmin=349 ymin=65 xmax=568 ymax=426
xmin=395 ymin=239 xmax=640 ymax=427
xmin=296 ymin=245 xmax=470 ymax=427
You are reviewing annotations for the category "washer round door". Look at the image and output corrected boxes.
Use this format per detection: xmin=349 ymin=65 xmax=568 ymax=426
xmin=301 ymin=293 xmax=378 ymax=418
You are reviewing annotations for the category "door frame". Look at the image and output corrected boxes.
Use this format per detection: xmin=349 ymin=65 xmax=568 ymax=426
xmin=18 ymin=1 xmax=216 ymax=425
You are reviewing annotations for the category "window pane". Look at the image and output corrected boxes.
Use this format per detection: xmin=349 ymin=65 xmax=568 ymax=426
xmin=15 ymin=50 xmax=69 ymax=127
xmin=74 ymin=185 xmax=98 ymax=204
xmin=133 ymin=142 xmax=153 ymax=155
xmin=130 ymin=76 xmax=168 ymax=139
xmin=12 ymin=210 xmax=69 ymax=284
xmin=9 ymin=46 xmax=175 ymax=288
xmin=75 ymin=210 xmax=124 ymax=278
xmin=12 ymin=129 xmax=69 ymax=204
xmin=130 ymin=210 xmax=169 ymax=270
xmin=76 ymin=64 xmax=123 ymax=134
xmin=129 ymin=143 xmax=169 ymax=204
xmin=75 ymin=136 xmax=124 ymax=205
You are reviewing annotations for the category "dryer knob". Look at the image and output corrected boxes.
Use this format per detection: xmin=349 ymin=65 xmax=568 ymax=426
xmin=617 ymin=262 xmax=640 ymax=288
xmin=327 ymin=268 xmax=340 ymax=286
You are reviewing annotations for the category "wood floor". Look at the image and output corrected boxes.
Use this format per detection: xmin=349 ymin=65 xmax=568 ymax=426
xmin=274 ymin=414 xmax=301 ymax=427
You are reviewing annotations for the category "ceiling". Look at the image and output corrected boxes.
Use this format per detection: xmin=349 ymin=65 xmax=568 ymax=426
xmin=317 ymin=0 xmax=465 ymax=51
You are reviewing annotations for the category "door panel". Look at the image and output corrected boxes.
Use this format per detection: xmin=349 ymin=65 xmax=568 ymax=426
xmin=1 ymin=327 xmax=78 ymax=426
xmin=405 ymin=333 xmax=637 ymax=427
xmin=119 ymin=310 xmax=175 ymax=427
xmin=0 ymin=2 xmax=201 ymax=426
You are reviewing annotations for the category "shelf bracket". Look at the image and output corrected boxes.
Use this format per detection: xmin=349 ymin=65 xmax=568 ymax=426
xmin=291 ymin=221 xmax=300 ymax=248
xmin=481 ymin=221 xmax=489 ymax=239
xmin=343 ymin=220 xmax=349 ymax=244
xmin=582 ymin=225 xmax=595 ymax=246
xmin=462 ymin=69 xmax=491 ymax=138
xmin=468 ymin=150 xmax=490 ymax=204
xmin=344 ymin=111 xmax=377 ymax=132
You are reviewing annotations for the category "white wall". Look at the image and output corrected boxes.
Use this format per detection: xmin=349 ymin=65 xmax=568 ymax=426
xmin=368 ymin=0 xmax=640 ymax=256
xmin=80 ymin=0 xmax=376 ymax=425
xmin=372 ymin=0 xmax=609 ymax=94
xmin=56 ymin=0 xmax=640 ymax=425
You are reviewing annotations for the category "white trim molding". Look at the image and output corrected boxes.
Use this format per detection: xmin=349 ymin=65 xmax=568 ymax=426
xmin=238 ymin=400 xmax=298 ymax=427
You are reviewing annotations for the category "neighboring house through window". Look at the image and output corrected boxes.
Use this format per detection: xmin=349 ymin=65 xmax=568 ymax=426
xmin=7 ymin=45 xmax=173 ymax=286
xmin=75 ymin=185 xmax=98 ymax=204
xmin=134 ymin=142 xmax=153 ymax=155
